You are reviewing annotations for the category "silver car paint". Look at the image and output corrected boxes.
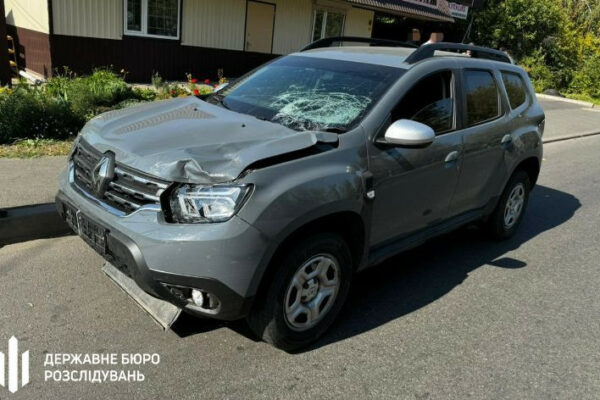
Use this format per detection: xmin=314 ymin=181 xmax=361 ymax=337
xmin=81 ymin=96 xmax=335 ymax=184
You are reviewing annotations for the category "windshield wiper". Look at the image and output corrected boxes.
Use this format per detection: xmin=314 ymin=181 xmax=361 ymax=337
xmin=219 ymin=97 xmax=231 ymax=110
xmin=322 ymin=127 xmax=347 ymax=134
xmin=207 ymin=93 xmax=230 ymax=110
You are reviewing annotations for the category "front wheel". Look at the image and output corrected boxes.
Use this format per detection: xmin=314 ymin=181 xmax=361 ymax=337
xmin=486 ymin=170 xmax=531 ymax=240
xmin=247 ymin=233 xmax=353 ymax=351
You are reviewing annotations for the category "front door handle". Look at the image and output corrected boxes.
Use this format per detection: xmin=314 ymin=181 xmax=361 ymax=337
xmin=501 ymin=134 xmax=513 ymax=145
xmin=445 ymin=151 xmax=459 ymax=163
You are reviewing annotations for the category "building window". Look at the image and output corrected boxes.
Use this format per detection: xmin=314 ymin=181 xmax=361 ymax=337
xmin=312 ymin=9 xmax=345 ymax=41
xmin=124 ymin=0 xmax=180 ymax=39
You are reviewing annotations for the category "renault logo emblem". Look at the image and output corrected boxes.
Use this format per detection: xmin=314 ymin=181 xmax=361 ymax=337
xmin=92 ymin=152 xmax=115 ymax=198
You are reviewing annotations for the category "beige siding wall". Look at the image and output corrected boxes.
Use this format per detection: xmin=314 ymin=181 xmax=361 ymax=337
xmin=183 ymin=0 xmax=312 ymax=54
xmin=182 ymin=0 xmax=246 ymax=50
xmin=344 ymin=7 xmax=373 ymax=38
xmin=272 ymin=0 xmax=312 ymax=54
xmin=52 ymin=0 xmax=122 ymax=40
xmin=4 ymin=0 xmax=50 ymax=33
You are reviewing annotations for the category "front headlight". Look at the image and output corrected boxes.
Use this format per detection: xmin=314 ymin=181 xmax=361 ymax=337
xmin=169 ymin=184 xmax=252 ymax=223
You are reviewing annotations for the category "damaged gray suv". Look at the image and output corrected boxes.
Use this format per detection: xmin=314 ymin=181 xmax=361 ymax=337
xmin=56 ymin=38 xmax=544 ymax=351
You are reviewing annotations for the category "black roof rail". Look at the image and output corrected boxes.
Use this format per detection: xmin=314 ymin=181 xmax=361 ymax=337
xmin=301 ymin=36 xmax=418 ymax=52
xmin=404 ymin=42 xmax=513 ymax=64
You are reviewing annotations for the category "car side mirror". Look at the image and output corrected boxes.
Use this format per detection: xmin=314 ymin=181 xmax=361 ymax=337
xmin=383 ymin=119 xmax=435 ymax=147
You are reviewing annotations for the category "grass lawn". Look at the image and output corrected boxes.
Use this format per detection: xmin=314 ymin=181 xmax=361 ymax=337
xmin=0 ymin=139 xmax=73 ymax=158
xmin=564 ymin=93 xmax=600 ymax=106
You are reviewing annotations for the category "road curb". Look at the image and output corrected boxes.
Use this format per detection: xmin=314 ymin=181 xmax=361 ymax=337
xmin=0 ymin=203 xmax=72 ymax=245
xmin=543 ymin=130 xmax=600 ymax=144
xmin=536 ymin=93 xmax=596 ymax=108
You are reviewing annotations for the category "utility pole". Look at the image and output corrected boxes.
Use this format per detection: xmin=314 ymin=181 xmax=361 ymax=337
xmin=0 ymin=0 xmax=11 ymax=86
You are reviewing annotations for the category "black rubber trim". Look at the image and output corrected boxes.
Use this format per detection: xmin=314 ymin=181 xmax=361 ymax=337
xmin=56 ymin=191 xmax=251 ymax=321
xmin=301 ymin=36 xmax=418 ymax=51
xmin=152 ymin=270 xmax=254 ymax=321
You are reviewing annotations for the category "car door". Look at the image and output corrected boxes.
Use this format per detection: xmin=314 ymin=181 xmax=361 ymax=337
xmin=368 ymin=69 xmax=463 ymax=246
xmin=450 ymin=68 xmax=510 ymax=216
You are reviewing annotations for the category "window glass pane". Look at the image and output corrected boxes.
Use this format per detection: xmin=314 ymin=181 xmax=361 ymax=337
xmin=465 ymin=70 xmax=500 ymax=126
xmin=313 ymin=10 xmax=324 ymax=41
xmin=325 ymin=12 xmax=345 ymax=38
xmin=502 ymin=72 xmax=527 ymax=109
xmin=393 ymin=71 xmax=454 ymax=134
xmin=147 ymin=0 xmax=179 ymax=37
xmin=127 ymin=0 xmax=142 ymax=31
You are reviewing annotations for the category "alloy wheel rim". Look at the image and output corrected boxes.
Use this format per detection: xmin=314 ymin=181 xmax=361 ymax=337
xmin=284 ymin=254 xmax=341 ymax=332
xmin=504 ymin=183 xmax=525 ymax=229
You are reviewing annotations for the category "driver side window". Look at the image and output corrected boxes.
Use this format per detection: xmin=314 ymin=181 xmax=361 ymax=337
xmin=391 ymin=70 xmax=455 ymax=135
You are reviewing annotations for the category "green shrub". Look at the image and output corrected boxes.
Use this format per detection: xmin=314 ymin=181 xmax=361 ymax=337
xmin=46 ymin=68 xmax=133 ymax=120
xmin=0 ymin=84 xmax=84 ymax=144
xmin=520 ymin=50 xmax=558 ymax=92
xmin=569 ymin=54 xmax=600 ymax=98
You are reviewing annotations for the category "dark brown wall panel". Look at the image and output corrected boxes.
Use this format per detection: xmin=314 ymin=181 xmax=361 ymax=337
xmin=51 ymin=35 xmax=279 ymax=82
xmin=0 ymin=0 xmax=11 ymax=85
xmin=6 ymin=25 xmax=52 ymax=77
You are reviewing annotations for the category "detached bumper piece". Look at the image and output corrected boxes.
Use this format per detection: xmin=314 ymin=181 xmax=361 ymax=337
xmin=103 ymin=262 xmax=181 ymax=329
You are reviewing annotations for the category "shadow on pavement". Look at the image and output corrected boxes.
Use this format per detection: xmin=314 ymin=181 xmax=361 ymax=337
xmin=173 ymin=185 xmax=581 ymax=350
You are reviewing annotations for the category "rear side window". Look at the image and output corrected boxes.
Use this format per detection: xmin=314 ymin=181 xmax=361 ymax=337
xmin=464 ymin=70 xmax=500 ymax=127
xmin=502 ymin=72 xmax=528 ymax=109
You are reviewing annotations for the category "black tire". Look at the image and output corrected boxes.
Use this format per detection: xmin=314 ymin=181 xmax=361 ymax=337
xmin=247 ymin=233 xmax=353 ymax=352
xmin=486 ymin=170 xmax=531 ymax=240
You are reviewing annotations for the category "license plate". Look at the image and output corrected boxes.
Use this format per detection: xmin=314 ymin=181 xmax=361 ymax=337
xmin=64 ymin=204 xmax=108 ymax=255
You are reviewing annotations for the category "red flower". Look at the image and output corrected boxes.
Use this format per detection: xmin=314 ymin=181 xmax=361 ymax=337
xmin=190 ymin=78 xmax=198 ymax=84
xmin=204 ymin=79 xmax=211 ymax=84
xmin=193 ymin=88 xmax=200 ymax=96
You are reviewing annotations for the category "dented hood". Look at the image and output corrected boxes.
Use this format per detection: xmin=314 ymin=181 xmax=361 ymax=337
xmin=80 ymin=97 xmax=333 ymax=183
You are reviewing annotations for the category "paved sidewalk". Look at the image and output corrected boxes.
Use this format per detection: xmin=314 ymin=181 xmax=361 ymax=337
xmin=538 ymin=96 xmax=600 ymax=141
xmin=1 ymin=96 xmax=599 ymax=210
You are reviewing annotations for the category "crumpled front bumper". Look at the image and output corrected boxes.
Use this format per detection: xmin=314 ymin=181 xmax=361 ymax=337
xmin=55 ymin=168 xmax=269 ymax=322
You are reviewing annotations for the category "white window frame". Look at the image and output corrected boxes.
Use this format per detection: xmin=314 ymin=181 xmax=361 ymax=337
xmin=124 ymin=0 xmax=181 ymax=40
xmin=312 ymin=8 xmax=346 ymax=41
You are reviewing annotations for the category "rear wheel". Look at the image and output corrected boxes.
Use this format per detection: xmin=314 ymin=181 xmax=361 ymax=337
xmin=247 ymin=233 xmax=352 ymax=351
xmin=486 ymin=170 xmax=531 ymax=240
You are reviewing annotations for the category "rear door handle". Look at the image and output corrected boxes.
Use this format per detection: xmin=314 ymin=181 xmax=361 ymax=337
xmin=501 ymin=134 xmax=513 ymax=145
xmin=445 ymin=151 xmax=459 ymax=163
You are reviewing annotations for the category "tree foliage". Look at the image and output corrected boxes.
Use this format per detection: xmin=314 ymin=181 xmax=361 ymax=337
xmin=468 ymin=0 xmax=600 ymax=96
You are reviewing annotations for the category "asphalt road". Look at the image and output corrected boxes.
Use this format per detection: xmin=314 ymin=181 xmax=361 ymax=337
xmin=0 ymin=134 xmax=599 ymax=399
xmin=540 ymin=96 xmax=600 ymax=139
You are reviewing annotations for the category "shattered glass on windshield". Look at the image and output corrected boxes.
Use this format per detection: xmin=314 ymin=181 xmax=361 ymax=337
xmin=213 ymin=56 xmax=402 ymax=132
xmin=269 ymin=91 xmax=372 ymax=131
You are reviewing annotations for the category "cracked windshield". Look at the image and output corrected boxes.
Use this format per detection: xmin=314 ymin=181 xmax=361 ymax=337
xmin=210 ymin=55 xmax=402 ymax=132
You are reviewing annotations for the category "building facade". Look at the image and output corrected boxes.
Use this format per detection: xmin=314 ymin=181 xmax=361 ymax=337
xmin=4 ymin=0 xmax=456 ymax=81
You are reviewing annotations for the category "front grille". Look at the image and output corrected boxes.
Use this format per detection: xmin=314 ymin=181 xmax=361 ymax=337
xmin=72 ymin=140 xmax=170 ymax=214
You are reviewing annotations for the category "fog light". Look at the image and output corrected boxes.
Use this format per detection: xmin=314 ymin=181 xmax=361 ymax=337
xmin=191 ymin=289 xmax=204 ymax=307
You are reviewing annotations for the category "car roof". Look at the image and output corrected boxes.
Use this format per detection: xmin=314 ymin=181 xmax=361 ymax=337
xmin=293 ymin=46 xmax=484 ymax=69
